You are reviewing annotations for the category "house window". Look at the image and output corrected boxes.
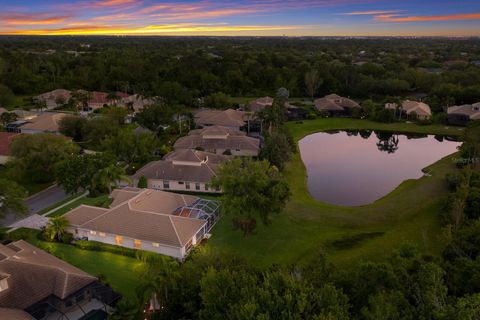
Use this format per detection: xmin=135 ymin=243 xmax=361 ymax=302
xmin=134 ymin=239 xmax=142 ymax=249
xmin=178 ymin=181 xmax=184 ymax=185
xmin=205 ymin=184 xmax=209 ymax=191
xmin=99 ymin=232 xmax=106 ymax=237
xmin=152 ymin=242 xmax=160 ymax=247
xmin=235 ymin=149 xmax=240 ymax=152
xmin=186 ymin=182 xmax=191 ymax=190
xmin=115 ymin=235 xmax=123 ymax=245
xmin=89 ymin=230 xmax=96 ymax=236
xmin=163 ymin=180 xmax=170 ymax=189
xmin=195 ymin=183 xmax=200 ymax=190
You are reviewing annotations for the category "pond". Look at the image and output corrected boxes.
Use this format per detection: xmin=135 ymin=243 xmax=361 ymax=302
xmin=299 ymin=130 xmax=461 ymax=206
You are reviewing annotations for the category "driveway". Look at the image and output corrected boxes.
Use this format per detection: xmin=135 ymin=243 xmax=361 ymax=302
xmin=1 ymin=185 xmax=67 ymax=227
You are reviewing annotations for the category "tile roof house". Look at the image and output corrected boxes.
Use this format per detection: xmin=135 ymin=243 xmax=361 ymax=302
xmin=386 ymin=100 xmax=432 ymax=120
xmin=174 ymin=125 xmax=260 ymax=156
xmin=119 ymin=94 xmax=159 ymax=113
xmin=447 ymin=103 xmax=480 ymax=125
xmin=7 ymin=112 xmax=67 ymax=134
xmin=64 ymin=188 xmax=220 ymax=259
xmin=0 ymin=240 xmax=119 ymax=320
xmin=131 ymin=149 xmax=230 ymax=193
xmin=0 ymin=132 xmax=20 ymax=164
xmin=247 ymin=96 xmax=274 ymax=113
xmin=314 ymin=94 xmax=361 ymax=115
xmin=194 ymin=108 xmax=249 ymax=130
xmin=34 ymin=89 xmax=72 ymax=109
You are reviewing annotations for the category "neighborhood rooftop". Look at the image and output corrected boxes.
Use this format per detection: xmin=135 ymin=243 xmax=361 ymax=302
xmin=64 ymin=188 xmax=219 ymax=250
xmin=132 ymin=149 xmax=229 ymax=184
xmin=0 ymin=240 xmax=97 ymax=310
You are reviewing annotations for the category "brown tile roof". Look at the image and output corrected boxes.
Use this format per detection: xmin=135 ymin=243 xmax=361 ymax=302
xmin=0 ymin=132 xmax=21 ymax=156
xmin=174 ymin=126 xmax=259 ymax=153
xmin=132 ymin=150 xmax=230 ymax=183
xmin=0 ymin=240 xmax=96 ymax=310
xmin=35 ymin=89 xmax=72 ymax=102
xmin=20 ymin=112 xmax=67 ymax=132
xmin=65 ymin=189 xmax=206 ymax=248
xmin=248 ymin=96 xmax=274 ymax=113
xmin=448 ymin=103 xmax=480 ymax=120
xmin=0 ymin=308 xmax=34 ymax=320
xmin=174 ymin=135 xmax=259 ymax=153
xmin=314 ymin=94 xmax=360 ymax=112
xmin=194 ymin=108 xmax=248 ymax=127
xmin=401 ymin=100 xmax=432 ymax=117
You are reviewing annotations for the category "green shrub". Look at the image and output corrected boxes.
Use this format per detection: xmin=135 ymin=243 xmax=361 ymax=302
xmin=75 ymin=240 xmax=137 ymax=257
xmin=61 ymin=232 xmax=74 ymax=244
xmin=137 ymin=175 xmax=148 ymax=188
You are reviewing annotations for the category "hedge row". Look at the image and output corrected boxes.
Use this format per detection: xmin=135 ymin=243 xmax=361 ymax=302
xmin=74 ymin=240 xmax=138 ymax=257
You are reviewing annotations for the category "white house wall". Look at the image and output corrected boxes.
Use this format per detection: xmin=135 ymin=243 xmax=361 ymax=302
xmin=70 ymin=227 xmax=185 ymax=259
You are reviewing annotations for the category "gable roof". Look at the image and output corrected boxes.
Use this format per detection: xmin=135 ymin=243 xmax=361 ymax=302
xmin=195 ymin=108 xmax=247 ymax=127
xmin=401 ymin=100 xmax=432 ymax=117
xmin=35 ymin=89 xmax=72 ymax=102
xmin=132 ymin=150 xmax=230 ymax=183
xmin=0 ymin=132 xmax=21 ymax=156
xmin=19 ymin=112 xmax=66 ymax=132
xmin=314 ymin=94 xmax=360 ymax=112
xmin=0 ymin=240 xmax=96 ymax=310
xmin=65 ymin=189 xmax=207 ymax=248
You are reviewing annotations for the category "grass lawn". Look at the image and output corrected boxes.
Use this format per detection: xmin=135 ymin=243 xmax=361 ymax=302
xmin=207 ymin=118 xmax=464 ymax=268
xmin=46 ymin=194 xmax=111 ymax=217
xmin=8 ymin=228 xmax=143 ymax=299
xmin=7 ymin=94 xmax=35 ymax=109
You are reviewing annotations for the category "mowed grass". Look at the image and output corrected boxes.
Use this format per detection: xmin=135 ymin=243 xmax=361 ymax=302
xmin=46 ymin=195 xmax=111 ymax=217
xmin=8 ymin=228 xmax=143 ymax=299
xmin=207 ymin=118 xmax=464 ymax=268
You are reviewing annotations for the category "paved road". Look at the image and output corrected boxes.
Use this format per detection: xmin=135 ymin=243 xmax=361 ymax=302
xmin=2 ymin=185 xmax=67 ymax=226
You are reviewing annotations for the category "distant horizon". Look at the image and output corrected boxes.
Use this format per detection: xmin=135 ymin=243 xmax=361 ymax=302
xmin=1 ymin=0 xmax=480 ymax=37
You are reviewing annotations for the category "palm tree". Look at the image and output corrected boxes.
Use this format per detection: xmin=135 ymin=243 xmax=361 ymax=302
xmin=93 ymin=164 xmax=131 ymax=194
xmin=109 ymin=298 xmax=142 ymax=320
xmin=46 ymin=216 xmax=70 ymax=242
xmin=135 ymin=251 xmax=180 ymax=315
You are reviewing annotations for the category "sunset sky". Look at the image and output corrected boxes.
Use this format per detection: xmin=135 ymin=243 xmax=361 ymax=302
xmin=1 ymin=0 xmax=480 ymax=36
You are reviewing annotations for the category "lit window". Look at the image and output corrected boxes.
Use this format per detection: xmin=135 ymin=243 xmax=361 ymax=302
xmin=134 ymin=239 xmax=142 ymax=249
xmin=99 ymin=232 xmax=106 ymax=237
xmin=89 ymin=231 xmax=96 ymax=235
xmin=152 ymin=242 xmax=160 ymax=247
xmin=115 ymin=235 xmax=123 ymax=245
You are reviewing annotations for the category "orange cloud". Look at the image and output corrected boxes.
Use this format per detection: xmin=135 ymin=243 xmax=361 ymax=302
xmin=93 ymin=0 xmax=138 ymax=7
xmin=0 ymin=13 xmax=72 ymax=25
xmin=376 ymin=12 xmax=480 ymax=22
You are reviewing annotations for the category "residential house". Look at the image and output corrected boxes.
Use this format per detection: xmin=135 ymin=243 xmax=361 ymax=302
xmin=6 ymin=112 xmax=67 ymax=134
xmin=247 ymin=96 xmax=274 ymax=113
xmin=447 ymin=103 xmax=480 ymax=125
xmin=119 ymin=94 xmax=158 ymax=113
xmin=174 ymin=125 xmax=260 ymax=156
xmin=0 ymin=132 xmax=20 ymax=164
xmin=0 ymin=240 xmax=119 ymax=320
xmin=131 ymin=149 xmax=230 ymax=193
xmin=34 ymin=89 xmax=72 ymax=109
xmin=194 ymin=108 xmax=249 ymax=131
xmin=65 ymin=188 xmax=220 ymax=259
xmin=385 ymin=100 xmax=432 ymax=120
xmin=314 ymin=94 xmax=361 ymax=116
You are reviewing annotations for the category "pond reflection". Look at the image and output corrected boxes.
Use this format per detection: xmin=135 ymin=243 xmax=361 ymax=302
xmin=299 ymin=130 xmax=461 ymax=206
